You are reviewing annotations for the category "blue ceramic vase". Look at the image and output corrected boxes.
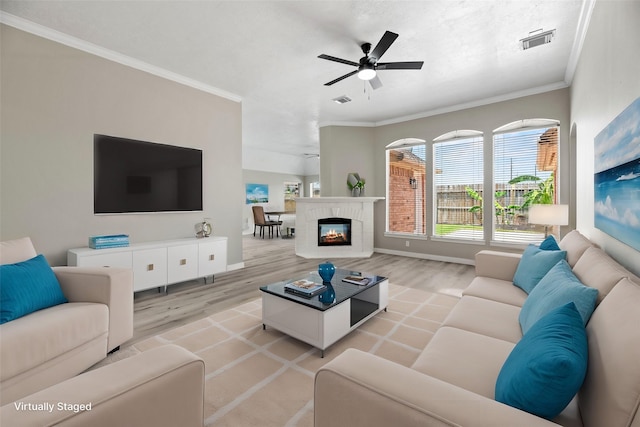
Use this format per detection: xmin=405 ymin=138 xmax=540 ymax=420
xmin=318 ymin=261 xmax=335 ymax=283
xmin=319 ymin=283 xmax=336 ymax=305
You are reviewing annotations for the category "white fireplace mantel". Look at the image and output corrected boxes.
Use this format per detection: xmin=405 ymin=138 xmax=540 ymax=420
xmin=294 ymin=197 xmax=384 ymax=259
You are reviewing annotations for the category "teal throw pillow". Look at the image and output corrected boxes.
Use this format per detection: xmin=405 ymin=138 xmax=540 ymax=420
xmin=519 ymin=259 xmax=598 ymax=334
xmin=496 ymin=302 xmax=588 ymax=419
xmin=539 ymin=235 xmax=561 ymax=251
xmin=513 ymin=244 xmax=567 ymax=294
xmin=0 ymin=254 xmax=68 ymax=324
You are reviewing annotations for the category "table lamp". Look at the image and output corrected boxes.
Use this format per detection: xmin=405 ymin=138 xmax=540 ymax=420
xmin=528 ymin=204 xmax=569 ymax=237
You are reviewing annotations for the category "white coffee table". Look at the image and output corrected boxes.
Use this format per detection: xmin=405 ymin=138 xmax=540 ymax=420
xmin=260 ymin=269 xmax=388 ymax=357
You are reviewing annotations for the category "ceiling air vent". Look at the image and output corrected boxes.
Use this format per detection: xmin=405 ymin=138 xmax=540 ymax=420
xmin=520 ymin=29 xmax=556 ymax=50
xmin=332 ymin=95 xmax=352 ymax=104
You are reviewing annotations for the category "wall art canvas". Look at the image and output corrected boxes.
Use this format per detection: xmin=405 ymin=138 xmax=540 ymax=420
xmin=246 ymin=183 xmax=269 ymax=204
xmin=594 ymin=96 xmax=640 ymax=250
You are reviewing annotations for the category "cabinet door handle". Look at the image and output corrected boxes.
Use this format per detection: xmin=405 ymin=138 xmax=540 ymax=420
xmin=147 ymin=264 xmax=154 ymax=271
xmin=209 ymin=254 xmax=215 ymax=261
xmin=180 ymin=259 xmax=187 ymax=265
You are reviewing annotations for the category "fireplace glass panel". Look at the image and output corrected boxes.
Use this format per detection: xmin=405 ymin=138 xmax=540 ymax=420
xmin=318 ymin=218 xmax=352 ymax=246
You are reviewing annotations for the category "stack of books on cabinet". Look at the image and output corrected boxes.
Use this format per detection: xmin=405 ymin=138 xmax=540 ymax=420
xmin=89 ymin=234 xmax=130 ymax=249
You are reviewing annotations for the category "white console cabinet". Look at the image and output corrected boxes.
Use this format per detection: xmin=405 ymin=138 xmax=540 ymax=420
xmin=68 ymin=237 xmax=227 ymax=293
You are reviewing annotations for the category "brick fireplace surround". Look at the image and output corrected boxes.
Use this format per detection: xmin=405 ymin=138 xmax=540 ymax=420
xmin=294 ymin=197 xmax=384 ymax=259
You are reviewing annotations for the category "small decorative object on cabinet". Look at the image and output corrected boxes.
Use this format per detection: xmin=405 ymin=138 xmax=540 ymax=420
xmin=195 ymin=218 xmax=212 ymax=238
xmin=318 ymin=261 xmax=336 ymax=283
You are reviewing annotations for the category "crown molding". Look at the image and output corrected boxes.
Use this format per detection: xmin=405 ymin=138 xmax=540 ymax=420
xmin=564 ymin=0 xmax=596 ymax=85
xmin=378 ymin=81 xmax=569 ymax=126
xmin=321 ymin=81 xmax=569 ymax=129
xmin=0 ymin=12 xmax=242 ymax=103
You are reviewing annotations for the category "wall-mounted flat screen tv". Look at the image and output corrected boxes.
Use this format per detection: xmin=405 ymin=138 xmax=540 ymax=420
xmin=94 ymin=134 xmax=203 ymax=214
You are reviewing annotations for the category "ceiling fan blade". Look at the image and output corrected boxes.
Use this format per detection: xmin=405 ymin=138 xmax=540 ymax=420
xmin=318 ymin=54 xmax=359 ymax=67
xmin=369 ymin=75 xmax=383 ymax=90
xmin=377 ymin=61 xmax=424 ymax=70
xmin=370 ymin=31 xmax=398 ymax=60
xmin=324 ymin=70 xmax=358 ymax=86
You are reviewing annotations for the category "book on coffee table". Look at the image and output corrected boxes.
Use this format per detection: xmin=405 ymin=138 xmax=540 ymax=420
xmin=284 ymin=279 xmax=326 ymax=298
xmin=342 ymin=275 xmax=371 ymax=286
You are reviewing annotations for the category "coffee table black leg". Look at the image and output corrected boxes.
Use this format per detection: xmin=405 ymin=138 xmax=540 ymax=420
xmin=263 ymin=324 xmax=266 ymax=330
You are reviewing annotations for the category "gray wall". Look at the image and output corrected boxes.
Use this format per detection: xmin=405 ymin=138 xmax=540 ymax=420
xmin=320 ymin=89 xmax=571 ymax=262
xmin=319 ymin=126 xmax=376 ymax=196
xmin=570 ymin=0 xmax=640 ymax=275
xmin=1 ymin=25 xmax=244 ymax=267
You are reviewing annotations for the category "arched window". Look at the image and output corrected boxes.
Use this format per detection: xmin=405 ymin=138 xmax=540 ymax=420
xmin=493 ymin=119 xmax=560 ymax=244
xmin=432 ymin=130 xmax=484 ymax=241
xmin=385 ymin=138 xmax=426 ymax=235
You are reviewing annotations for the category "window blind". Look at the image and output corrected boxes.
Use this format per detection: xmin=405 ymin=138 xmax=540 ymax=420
xmin=433 ymin=136 xmax=484 ymax=240
xmin=493 ymin=126 xmax=559 ymax=243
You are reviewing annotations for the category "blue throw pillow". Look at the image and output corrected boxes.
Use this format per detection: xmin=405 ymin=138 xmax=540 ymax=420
xmin=539 ymin=235 xmax=561 ymax=251
xmin=513 ymin=244 xmax=567 ymax=293
xmin=496 ymin=302 xmax=588 ymax=419
xmin=519 ymin=259 xmax=598 ymax=334
xmin=0 ymin=254 xmax=68 ymax=324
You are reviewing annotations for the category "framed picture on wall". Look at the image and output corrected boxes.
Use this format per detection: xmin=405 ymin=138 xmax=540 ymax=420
xmin=594 ymin=96 xmax=640 ymax=250
xmin=246 ymin=183 xmax=269 ymax=204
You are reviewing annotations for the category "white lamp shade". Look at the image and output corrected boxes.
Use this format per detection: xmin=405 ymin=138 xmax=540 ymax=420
xmin=528 ymin=204 xmax=569 ymax=226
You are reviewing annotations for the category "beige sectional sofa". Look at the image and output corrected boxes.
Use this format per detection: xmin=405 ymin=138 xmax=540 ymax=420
xmin=1 ymin=237 xmax=205 ymax=426
xmin=315 ymin=231 xmax=640 ymax=427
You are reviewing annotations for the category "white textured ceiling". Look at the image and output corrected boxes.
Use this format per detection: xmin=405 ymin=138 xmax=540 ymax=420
xmin=1 ymin=0 xmax=588 ymax=160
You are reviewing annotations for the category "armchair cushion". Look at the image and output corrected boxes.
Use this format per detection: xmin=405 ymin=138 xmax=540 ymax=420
xmin=496 ymin=302 xmax=588 ymax=420
xmin=0 ymin=237 xmax=37 ymax=265
xmin=0 ymin=254 xmax=67 ymax=324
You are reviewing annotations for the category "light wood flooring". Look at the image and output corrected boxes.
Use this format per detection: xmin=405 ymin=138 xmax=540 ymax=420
xmin=126 ymin=235 xmax=475 ymax=346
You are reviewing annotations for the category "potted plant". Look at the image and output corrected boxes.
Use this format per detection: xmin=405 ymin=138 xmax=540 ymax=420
xmin=347 ymin=173 xmax=365 ymax=196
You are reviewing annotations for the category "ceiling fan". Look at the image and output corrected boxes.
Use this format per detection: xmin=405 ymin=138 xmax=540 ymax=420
xmin=318 ymin=30 xmax=424 ymax=90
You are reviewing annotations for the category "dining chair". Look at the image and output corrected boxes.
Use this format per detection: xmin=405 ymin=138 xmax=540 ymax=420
xmin=252 ymin=206 xmax=282 ymax=238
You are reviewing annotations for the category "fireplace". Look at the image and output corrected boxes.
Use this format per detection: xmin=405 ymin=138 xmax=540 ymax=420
xmin=318 ymin=218 xmax=352 ymax=246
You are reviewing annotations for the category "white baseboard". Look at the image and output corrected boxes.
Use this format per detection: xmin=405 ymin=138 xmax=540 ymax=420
xmin=226 ymin=262 xmax=245 ymax=272
xmin=374 ymin=247 xmax=475 ymax=266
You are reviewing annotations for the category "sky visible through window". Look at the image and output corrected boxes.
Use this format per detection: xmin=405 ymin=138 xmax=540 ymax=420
xmin=494 ymin=128 xmax=554 ymax=185
xmin=398 ymin=129 xmax=553 ymax=186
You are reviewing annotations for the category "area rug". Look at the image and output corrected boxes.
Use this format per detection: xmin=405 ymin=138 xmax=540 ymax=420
xmin=116 ymin=284 xmax=459 ymax=426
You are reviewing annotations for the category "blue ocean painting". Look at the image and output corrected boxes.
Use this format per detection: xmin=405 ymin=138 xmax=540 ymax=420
xmin=594 ymin=97 xmax=640 ymax=251
xmin=246 ymin=183 xmax=269 ymax=204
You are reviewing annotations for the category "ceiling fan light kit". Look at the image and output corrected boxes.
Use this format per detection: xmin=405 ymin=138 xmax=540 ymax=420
xmin=357 ymin=64 xmax=376 ymax=81
xmin=319 ymin=30 xmax=424 ymax=90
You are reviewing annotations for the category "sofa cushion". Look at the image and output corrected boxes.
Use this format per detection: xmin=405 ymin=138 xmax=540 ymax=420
xmin=496 ymin=302 xmax=588 ymax=420
xmin=442 ymin=296 xmax=522 ymax=343
xmin=0 ymin=237 xmax=37 ymax=265
xmin=463 ymin=277 xmax=528 ymax=307
xmin=572 ymin=246 xmax=640 ymax=304
xmin=559 ymin=230 xmax=593 ymax=267
xmin=578 ymin=278 xmax=640 ymax=427
xmin=0 ymin=302 xmax=108 ymax=382
xmin=412 ymin=326 xmax=515 ymax=399
xmin=0 ymin=254 xmax=68 ymax=324
xmin=539 ymin=235 xmax=561 ymax=251
xmin=519 ymin=260 xmax=598 ymax=334
xmin=513 ymin=244 xmax=567 ymax=294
